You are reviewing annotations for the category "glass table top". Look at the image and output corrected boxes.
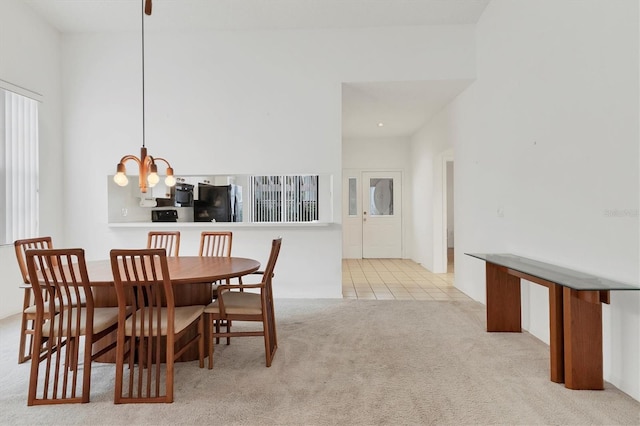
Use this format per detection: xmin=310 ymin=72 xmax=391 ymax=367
xmin=466 ymin=253 xmax=640 ymax=291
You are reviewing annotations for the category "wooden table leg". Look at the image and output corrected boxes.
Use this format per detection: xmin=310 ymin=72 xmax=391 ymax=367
xmin=563 ymin=288 xmax=604 ymax=390
xmin=486 ymin=263 xmax=521 ymax=332
xmin=548 ymin=283 xmax=564 ymax=383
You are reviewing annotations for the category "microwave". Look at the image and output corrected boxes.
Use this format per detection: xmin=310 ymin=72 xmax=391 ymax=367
xmin=151 ymin=209 xmax=178 ymax=222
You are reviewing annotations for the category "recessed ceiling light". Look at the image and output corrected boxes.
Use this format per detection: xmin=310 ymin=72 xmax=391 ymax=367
xmin=377 ymin=122 xmax=384 ymax=127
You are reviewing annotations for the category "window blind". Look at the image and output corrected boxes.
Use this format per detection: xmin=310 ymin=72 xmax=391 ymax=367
xmin=249 ymin=175 xmax=318 ymax=223
xmin=1 ymin=90 xmax=39 ymax=244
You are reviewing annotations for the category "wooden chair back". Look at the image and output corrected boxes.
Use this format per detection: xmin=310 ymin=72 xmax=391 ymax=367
xmin=261 ymin=237 xmax=282 ymax=359
xmin=199 ymin=231 xmax=232 ymax=257
xmin=25 ymin=248 xmax=96 ymax=405
xmin=110 ymin=248 xmax=204 ymax=403
xmin=147 ymin=231 xmax=180 ymax=257
xmin=201 ymin=231 xmax=236 ymax=303
xmin=14 ymin=236 xmax=53 ymax=284
xmin=14 ymin=236 xmax=54 ymax=364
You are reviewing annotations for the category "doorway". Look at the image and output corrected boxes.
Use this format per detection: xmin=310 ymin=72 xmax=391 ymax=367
xmin=445 ymin=161 xmax=454 ymax=271
xmin=362 ymin=171 xmax=402 ymax=258
xmin=342 ymin=170 xmax=402 ymax=259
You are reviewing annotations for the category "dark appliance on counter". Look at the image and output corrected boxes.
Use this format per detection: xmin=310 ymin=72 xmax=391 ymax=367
xmin=194 ymin=183 xmax=241 ymax=222
xmin=174 ymin=183 xmax=194 ymax=207
xmin=151 ymin=209 xmax=178 ymax=222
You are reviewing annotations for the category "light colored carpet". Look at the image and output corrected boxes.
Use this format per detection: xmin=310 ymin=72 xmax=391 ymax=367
xmin=1 ymin=299 xmax=638 ymax=425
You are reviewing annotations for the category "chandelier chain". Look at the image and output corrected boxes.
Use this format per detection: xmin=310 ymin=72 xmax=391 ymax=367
xmin=141 ymin=1 xmax=146 ymax=148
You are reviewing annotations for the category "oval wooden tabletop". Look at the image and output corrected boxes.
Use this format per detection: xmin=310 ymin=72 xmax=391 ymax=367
xmin=85 ymin=256 xmax=261 ymax=286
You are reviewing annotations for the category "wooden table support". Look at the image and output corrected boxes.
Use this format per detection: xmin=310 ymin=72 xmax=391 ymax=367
xmin=468 ymin=253 xmax=638 ymax=390
xmin=548 ymin=283 xmax=564 ymax=384
xmin=563 ymin=288 xmax=605 ymax=390
xmin=486 ymin=263 xmax=521 ymax=332
xmin=486 ymin=264 xmax=565 ymax=384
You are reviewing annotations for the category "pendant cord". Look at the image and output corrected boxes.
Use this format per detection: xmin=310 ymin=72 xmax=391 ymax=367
xmin=141 ymin=0 xmax=146 ymax=148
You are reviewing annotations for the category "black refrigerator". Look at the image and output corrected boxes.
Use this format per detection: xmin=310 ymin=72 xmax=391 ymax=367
xmin=194 ymin=183 xmax=242 ymax=222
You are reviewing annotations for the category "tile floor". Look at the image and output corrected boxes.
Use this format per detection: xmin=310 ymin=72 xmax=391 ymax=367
xmin=342 ymin=250 xmax=470 ymax=301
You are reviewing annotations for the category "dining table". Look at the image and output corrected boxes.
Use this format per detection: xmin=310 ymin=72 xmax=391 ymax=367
xmin=84 ymin=256 xmax=261 ymax=362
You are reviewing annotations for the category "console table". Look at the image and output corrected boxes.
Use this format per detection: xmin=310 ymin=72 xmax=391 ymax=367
xmin=466 ymin=253 xmax=639 ymax=390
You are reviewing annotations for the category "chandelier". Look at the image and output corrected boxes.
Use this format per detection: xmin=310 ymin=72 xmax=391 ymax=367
xmin=113 ymin=0 xmax=175 ymax=193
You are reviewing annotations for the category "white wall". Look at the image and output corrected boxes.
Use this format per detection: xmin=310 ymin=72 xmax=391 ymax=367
xmin=342 ymin=137 xmax=412 ymax=258
xmin=410 ymin=111 xmax=459 ymax=272
xmin=0 ymin=0 xmax=64 ymax=319
xmin=58 ymin=25 xmax=475 ymax=300
xmin=418 ymin=0 xmax=639 ymax=400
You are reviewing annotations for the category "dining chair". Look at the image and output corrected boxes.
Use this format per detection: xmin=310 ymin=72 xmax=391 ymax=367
xmin=204 ymin=237 xmax=282 ymax=369
xmin=110 ymin=248 xmax=205 ymax=403
xmin=199 ymin=231 xmax=236 ymax=291
xmin=199 ymin=231 xmax=232 ymax=258
xmin=25 ymin=248 xmax=119 ymax=405
xmin=147 ymin=231 xmax=180 ymax=257
xmin=14 ymin=237 xmax=55 ymax=364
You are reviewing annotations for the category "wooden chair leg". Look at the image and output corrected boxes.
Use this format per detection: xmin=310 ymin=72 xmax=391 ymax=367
xmin=213 ymin=319 xmax=232 ymax=345
xmin=81 ymin=342 xmax=92 ymax=404
xmin=114 ymin=335 xmax=126 ymax=404
xmin=19 ymin=289 xmax=34 ymax=364
xmin=19 ymin=314 xmax=33 ymax=364
xmin=208 ymin=314 xmax=215 ymax=370
xmin=198 ymin=316 xmax=204 ymax=369
xmin=27 ymin=335 xmax=43 ymax=406
xmin=263 ymin=321 xmax=272 ymax=367
xmin=166 ymin=347 xmax=174 ymax=404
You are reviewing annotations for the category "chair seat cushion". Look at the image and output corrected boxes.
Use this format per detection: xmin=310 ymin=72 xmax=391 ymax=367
xmin=24 ymin=294 xmax=87 ymax=315
xmin=42 ymin=307 xmax=120 ymax=337
xmin=124 ymin=305 xmax=205 ymax=336
xmin=24 ymin=304 xmax=56 ymax=315
xmin=204 ymin=291 xmax=262 ymax=315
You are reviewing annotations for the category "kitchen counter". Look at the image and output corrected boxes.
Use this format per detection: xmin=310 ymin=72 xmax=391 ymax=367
xmin=108 ymin=221 xmax=334 ymax=229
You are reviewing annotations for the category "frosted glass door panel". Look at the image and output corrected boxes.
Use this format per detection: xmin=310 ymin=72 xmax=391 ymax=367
xmin=369 ymin=178 xmax=394 ymax=216
xmin=348 ymin=178 xmax=358 ymax=216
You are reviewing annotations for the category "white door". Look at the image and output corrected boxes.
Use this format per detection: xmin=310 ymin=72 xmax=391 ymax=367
xmin=362 ymin=172 xmax=402 ymax=258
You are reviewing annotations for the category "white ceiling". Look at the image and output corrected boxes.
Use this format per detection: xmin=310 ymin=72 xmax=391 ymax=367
xmin=21 ymin=0 xmax=489 ymax=139
xmin=23 ymin=0 xmax=490 ymax=33
xmin=342 ymin=80 xmax=472 ymax=139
